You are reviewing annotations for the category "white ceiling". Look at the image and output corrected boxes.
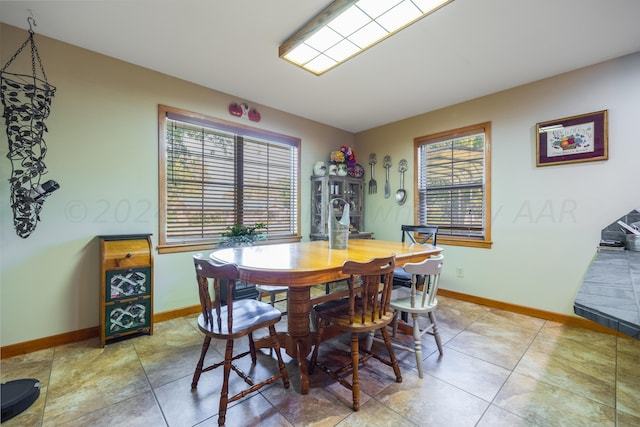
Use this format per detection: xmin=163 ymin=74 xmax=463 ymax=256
xmin=2 ymin=0 xmax=640 ymax=133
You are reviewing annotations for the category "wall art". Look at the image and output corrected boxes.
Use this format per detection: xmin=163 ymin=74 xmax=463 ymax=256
xmin=536 ymin=110 xmax=608 ymax=167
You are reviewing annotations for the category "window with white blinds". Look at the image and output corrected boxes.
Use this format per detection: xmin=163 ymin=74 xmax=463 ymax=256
xmin=158 ymin=105 xmax=300 ymax=252
xmin=415 ymin=122 xmax=492 ymax=248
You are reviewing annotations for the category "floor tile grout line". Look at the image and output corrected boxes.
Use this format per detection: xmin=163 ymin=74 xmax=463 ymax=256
xmin=39 ymin=345 xmax=56 ymax=426
xmin=411 ymin=312 xmax=521 ymax=426
xmin=5 ymin=298 xmax=633 ymax=426
xmin=473 ymin=319 xmax=550 ymax=426
xmin=132 ymin=340 xmax=171 ymax=427
xmin=347 ymin=392 xmax=420 ymax=427
xmin=517 ymin=321 xmax=619 ymax=411
xmin=442 ymin=303 xmax=548 ymax=426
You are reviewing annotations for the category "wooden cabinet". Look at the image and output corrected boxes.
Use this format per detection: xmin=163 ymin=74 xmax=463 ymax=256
xmin=99 ymin=234 xmax=153 ymax=347
xmin=310 ymin=175 xmax=372 ymax=240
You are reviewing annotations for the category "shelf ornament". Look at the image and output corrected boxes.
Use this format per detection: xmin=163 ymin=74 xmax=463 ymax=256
xmin=1 ymin=18 xmax=59 ymax=238
xmin=329 ymin=145 xmax=356 ymax=176
xmin=330 ymin=145 xmax=356 ymax=168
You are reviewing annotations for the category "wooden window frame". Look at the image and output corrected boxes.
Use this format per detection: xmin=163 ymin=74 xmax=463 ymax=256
xmin=414 ymin=122 xmax=492 ymax=248
xmin=158 ymin=105 xmax=301 ymax=254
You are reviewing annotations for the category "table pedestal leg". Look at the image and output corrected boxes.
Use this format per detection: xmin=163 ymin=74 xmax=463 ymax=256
xmin=286 ymin=286 xmax=312 ymax=394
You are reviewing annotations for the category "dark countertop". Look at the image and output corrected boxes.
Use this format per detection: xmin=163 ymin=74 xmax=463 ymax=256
xmin=574 ymin=250 xmax=640 ymax=339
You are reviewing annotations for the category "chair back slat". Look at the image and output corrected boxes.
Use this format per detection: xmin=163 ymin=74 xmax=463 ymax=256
xmin=402 ymin=254 xmax=444 ymax=308
xmin=342 ymin=255 xmax=395 ymax=324
xmin=400 ymin=225 xmax=438 ymax=246
xmin=191 ymin=254 xmax=290 ymax=425
xmin=193 ymin=253 xmax=240 ymax=333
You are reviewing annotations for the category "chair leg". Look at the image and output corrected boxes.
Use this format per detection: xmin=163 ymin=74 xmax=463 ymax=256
xmin=191 ymin=336 xmax=211 ymax=389
xmin=392 ymin=310 xmax=400 ymax=337
xmin=380 ymin=326 xmax=403 ymax=383
xmin=269 ymin=291 xmax=276 ymax=306
xmin=411 ymin=313 xmax=424 ymax=378
xmin=218 ymin=339 xmax=234 ymax=426
xmin=308 ymin=318 xmax=326 ymax=374
xmin=248 ymin=332 xmax=257 ymax=364
xmin=268 ymin=324 xmax=290 ymax=389
xmin=351 ymin=332 xmax=360 ymax=411
xmin=429 ymin=311 xmax=444 ymax=355
xmin=365 ymin=330 xmax=374 ymax=352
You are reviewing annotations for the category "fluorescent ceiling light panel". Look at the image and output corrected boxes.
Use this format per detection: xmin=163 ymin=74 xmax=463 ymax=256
xmin=306 ymin=54 xmax=337 ymax=74
xmin=328 ymin=6 xmax=370 ymax=36
xmin=376 ymin=1 xmax=423 ymax=33
xmin=349 ymin=22 xmax=388 ymax=48
xmin=279 ymin=0 xmax=454 ymax=75
xmin=356 ymin=0 xmax=402 ymax=19
xmin=306 ymin=27 xmax=343 ymax=51
xmin=325 ymin=39 xmax=361 ymax=62
xmin=414 ymin=0 xmax=450 ymax=13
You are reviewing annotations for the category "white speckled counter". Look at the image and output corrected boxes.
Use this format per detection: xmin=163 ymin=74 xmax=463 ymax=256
xmin=574 ymin=250 xmax=640 ymax=339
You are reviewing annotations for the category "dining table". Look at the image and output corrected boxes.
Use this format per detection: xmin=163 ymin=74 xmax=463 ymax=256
xmin=210 ymin=238 xmax=442 ymax=394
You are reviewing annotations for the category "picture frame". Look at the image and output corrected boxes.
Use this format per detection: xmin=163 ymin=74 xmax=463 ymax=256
xmin=536 ymin=110 xmax=608 ymax=167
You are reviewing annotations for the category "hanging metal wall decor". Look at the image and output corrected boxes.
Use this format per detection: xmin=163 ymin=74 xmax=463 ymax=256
xmin=1 ymin=18 xmax=59 ymax=238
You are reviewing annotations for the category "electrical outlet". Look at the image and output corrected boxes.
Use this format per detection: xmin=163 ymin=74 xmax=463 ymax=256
xmin=456 ymin=267 xmax=464 ymax=278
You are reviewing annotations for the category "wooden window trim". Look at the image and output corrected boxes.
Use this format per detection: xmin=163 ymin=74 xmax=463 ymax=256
xmin=158 ymin=105 xmax=301 ymax=254
xmin=414 ymin=122 xmax=492 ymax=249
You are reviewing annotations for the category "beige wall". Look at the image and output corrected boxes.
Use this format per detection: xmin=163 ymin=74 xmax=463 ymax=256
xmin=2 ymin=21 xmax=639 ymax=347
xmin=0 ymin=24 xmax=353 ymax=346
xmin=357 ymin=51 xmax=640 ymax=316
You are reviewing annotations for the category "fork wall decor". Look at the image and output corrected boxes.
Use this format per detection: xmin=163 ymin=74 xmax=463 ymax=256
xmin=1 ymin=18 xmax=59 ymax=238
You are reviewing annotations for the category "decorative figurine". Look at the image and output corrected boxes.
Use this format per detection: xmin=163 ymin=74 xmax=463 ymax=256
xmin=313 ymin=161 xmax=327 ymax=176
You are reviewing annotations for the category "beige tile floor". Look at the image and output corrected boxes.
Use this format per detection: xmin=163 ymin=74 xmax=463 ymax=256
xmin=2 ymin=294 xmax=639 ymax=426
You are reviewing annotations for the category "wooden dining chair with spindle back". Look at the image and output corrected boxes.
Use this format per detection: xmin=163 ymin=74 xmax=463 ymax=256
xmin=191 ymin=254 xmax=290 ymax=426
xmin=308 ymin=255 xmax=402 ymax=411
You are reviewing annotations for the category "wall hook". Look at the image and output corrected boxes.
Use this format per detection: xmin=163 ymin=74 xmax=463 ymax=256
xmin=27 ymin=16 xmax=37 ymax=33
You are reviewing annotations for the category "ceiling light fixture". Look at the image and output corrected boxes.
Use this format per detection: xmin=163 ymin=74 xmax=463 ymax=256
xmin=279 ymin=0 xmax=454 ymax=76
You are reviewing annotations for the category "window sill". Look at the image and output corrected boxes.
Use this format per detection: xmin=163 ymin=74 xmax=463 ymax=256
xmin=157 ymin=235 xmax=303 ymax=254
xmin=437 ymin=236 xmax=493 ymax=249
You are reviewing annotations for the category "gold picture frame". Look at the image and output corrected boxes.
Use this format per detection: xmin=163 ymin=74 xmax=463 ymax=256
xmin=536 ymin=110 xmax=608 ymax=167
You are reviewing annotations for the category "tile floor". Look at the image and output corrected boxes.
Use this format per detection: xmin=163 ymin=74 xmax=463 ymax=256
xmin=2 ymin=294 xmax=639 ymax=426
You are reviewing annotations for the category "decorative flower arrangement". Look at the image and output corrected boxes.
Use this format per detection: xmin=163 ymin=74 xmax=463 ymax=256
xmin=218 ymin=222 xmax=266 ymax=247
xmin=330 ymin=145 xmax=357 ymax=167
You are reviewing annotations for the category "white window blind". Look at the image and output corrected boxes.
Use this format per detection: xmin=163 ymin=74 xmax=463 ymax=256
xmin=416 ymin=124 xmax=489 ymax=241
xmin=160 ymin=107 xmax=299 ymax=247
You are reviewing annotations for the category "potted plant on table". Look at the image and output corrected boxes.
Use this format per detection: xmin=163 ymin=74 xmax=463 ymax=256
xmin=217 ymin=222 xmax=267 ymax=247
xmin=216 ymin=222 xmax=267 ymax=303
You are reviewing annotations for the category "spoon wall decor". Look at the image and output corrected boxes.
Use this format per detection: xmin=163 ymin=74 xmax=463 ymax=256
xmin=396 ymin=159 xmax=408 ymax=205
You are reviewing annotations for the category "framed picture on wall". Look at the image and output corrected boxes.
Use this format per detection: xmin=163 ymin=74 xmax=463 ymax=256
xmin=536 ymin=110 xmax=608 ymax=167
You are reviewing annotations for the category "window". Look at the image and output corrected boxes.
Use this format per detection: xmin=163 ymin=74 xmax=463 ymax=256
xmin=415 ymin=122 xmax=492 ymax=248
xmin=158 ymin=105 xmax=300 ymax=253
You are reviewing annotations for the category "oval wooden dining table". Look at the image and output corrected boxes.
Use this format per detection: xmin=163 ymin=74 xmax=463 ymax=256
xmin=210 ymin=239 xmax=442 ymax=394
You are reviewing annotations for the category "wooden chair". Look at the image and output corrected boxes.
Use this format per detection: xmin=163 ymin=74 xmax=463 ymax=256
xmin=393 ymin=225 xmax=438 ymax=288
xmin=387 ymin=254 xmax=444 ymax=378
xmin=255 ymin=284 xmax=288 ymax=314
xmin=308 ymin=255 xmax=402 ymax=411
xmin=191 ymin=254 xmax=290 ymax=426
